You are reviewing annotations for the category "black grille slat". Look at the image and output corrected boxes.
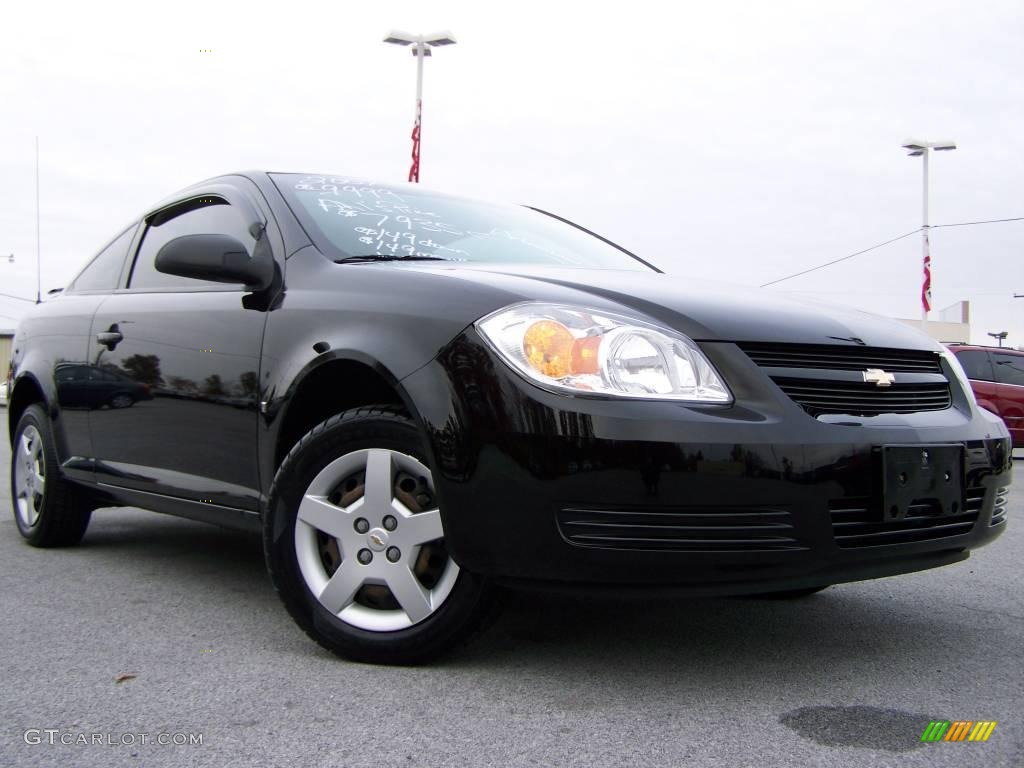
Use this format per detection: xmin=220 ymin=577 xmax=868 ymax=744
xmin=740 ymin=343 xmax=943 ymax=373
xmin=829 ymin=492 xmax=982 ymax=548
xmin=834 ymin=520 xmax=976 ymax=545
xmin=773 ymin=379 xmax=951 ymax=417
xmin=739 ymin=342 xmax=951 ymax=416
xmin=568 ymin=535 xmax=801 ymax=550
xmin=774 ymin=385 xmax=950 ymax=398
xmin=966 ymin=488 xmax=987 ymax=514
xmin=557 ymin=507 xmax=806 ymax=552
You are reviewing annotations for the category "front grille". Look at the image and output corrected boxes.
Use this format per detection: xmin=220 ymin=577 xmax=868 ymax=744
xmin=992 ymin=487 xmax=1009 ymax=526
xmin=556 ymin=506 xmax=805 ymax=552
xmin=738 ymin=342 xmax=951 ymax=417
xmin=773 ymin=379 xmax=952 ymax=417
xmin=829 ymin=487 xmax=983 ymax=548
xmin=739 ymin=343 xmax=943 ymax=373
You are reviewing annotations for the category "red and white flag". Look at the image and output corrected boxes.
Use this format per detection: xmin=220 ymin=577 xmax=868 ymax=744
xmin=408 ymin=99 xmax=422 ymax=183
xmin=921 ymin=231 xmax=932 ymax=312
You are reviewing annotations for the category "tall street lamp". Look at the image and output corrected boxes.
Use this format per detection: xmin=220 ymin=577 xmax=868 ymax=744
xmin=383 ymin=30 xmax=457 ymax=183
xmin=902 ymin=138 xmax=956 ymax=323
xmin=988 ymin=331 xmax=1008 ymax=348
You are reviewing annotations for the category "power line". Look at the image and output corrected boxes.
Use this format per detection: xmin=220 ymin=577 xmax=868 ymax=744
xmin=0 ymin=291 xmax=36 ymax=304
xmin=760 ymin=215 xmax=1024 ymax=288
xmin=932 ymin=216 xmax=1024 ymax=228
xmin=759 ymin=229 xmax=921 ymax=288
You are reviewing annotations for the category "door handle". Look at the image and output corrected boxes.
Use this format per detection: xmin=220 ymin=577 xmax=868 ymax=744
xmin=96 ymin=331 xmax=123 ymax=349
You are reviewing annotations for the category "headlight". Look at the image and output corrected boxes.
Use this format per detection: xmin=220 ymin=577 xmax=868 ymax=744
xmin=475 ymin=302 xmax=732 ymax=403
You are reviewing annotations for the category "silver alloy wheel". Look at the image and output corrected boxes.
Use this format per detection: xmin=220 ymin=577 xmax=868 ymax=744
xmin=294 ymin=448 xmax=459 ymax=632
xmin=13 ymin=425 xmax=46 ymax=529
xmin=110 ymin=394 xmax=133 ymax=408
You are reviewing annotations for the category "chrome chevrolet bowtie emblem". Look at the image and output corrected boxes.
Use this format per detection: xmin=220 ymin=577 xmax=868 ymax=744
xmin=863 ymin=368 xmax=895 ymax=387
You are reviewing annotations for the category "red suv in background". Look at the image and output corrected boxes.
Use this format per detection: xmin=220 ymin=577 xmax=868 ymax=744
xmin=948 ymin=344 xmax=1024 ymax=448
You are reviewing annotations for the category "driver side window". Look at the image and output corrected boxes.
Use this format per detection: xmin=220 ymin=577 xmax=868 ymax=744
xmin=128 ymin=199 xmax=255 ymax=291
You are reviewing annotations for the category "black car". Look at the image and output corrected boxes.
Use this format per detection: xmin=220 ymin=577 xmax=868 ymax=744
xmin=54 ymin=362 xmax=153 ymax=410
xmin=6 ymin=172 xmax=1012 ymax=664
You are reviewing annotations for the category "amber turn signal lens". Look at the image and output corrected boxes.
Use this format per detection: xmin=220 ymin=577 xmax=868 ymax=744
xmin=523 ymin=320 xmax=600 ymax=378
xmin=571 ymin=335 xmax=600 ymax=374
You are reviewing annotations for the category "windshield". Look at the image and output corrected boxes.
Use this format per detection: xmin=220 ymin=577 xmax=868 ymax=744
xmin=271 ymin=173 xmax=654 ymax=271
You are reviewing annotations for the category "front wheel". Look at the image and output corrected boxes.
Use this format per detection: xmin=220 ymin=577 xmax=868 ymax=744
xmin=263 ymin=406 xmax=492 ymax=664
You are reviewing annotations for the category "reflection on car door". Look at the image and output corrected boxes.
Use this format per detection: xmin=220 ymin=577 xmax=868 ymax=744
xmin=40 ymin=224 xmax=139 ymax=479
xmin=87 ymin=192 xmax=274 ymax=510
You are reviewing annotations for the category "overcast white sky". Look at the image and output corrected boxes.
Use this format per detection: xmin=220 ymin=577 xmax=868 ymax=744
xmin=1 ymin=0 xmax=1022 ymax=343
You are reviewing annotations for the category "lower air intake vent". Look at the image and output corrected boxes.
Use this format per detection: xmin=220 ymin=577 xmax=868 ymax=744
xmin=829 ymin=487 xmax=983 ymax=548
xmin=992 ymin=487 xmax=1009 ymax=526
xmin=556 ymin=506 xmax=805 ymax=552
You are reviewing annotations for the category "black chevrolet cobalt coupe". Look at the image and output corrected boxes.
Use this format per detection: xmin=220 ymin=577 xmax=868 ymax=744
xmin=6 ymin=172 xmax=1012 ymax=663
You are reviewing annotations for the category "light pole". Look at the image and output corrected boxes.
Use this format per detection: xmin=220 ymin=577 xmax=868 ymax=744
xmin=902 ymin=139 xmax=956 ymax=324
xmin=988 ymin=331 xmax=1008 ymax=348
xmin=383 ymin=30 xmax=457 ymax=183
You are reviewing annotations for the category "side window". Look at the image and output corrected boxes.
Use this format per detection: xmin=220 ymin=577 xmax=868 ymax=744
xmin=992 ymin=353 xmax=1024 ymax=387
xmin=954 ymin=350 xmax=994 ymax=382
xmin=128 ymin=199 xmax=255 ymax=290
xmin=55 ymin=364 xmax=86 ymax=383
xmin=68 ymin=226 xmax=136 ymax=292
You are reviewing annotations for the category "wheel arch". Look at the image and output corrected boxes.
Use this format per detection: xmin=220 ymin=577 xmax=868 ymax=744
xmin=7 ymin=373 xmax=49 ymax=444
xmin=269 ymin=351 xmax=431 ymax=479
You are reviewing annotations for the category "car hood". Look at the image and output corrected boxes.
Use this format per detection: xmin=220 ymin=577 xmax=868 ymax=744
xmin=397 ymin=262 xmax=942 ymax=350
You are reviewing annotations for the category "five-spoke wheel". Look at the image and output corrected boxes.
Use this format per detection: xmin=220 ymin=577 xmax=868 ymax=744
xmin=10 ymin=404 xmax=92 ymax=546
xmin=13 ymin=424 xmax=46 ymax=529
xmin=264 ymin=406 xmax=491 ymax=664
xmin=294 ymin=448 xmax=459 ymax=631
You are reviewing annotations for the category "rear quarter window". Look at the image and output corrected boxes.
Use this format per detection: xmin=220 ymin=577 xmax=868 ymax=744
xmin=67 ymin=225 xmax=137 ymax=292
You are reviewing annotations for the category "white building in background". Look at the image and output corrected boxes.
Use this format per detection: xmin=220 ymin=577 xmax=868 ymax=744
xmin=897 ymin=300 xmax=970 ymax=344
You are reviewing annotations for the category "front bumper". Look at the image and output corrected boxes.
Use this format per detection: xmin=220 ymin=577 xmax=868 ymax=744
xmin=401 ymin=329 xmax=1012 ymax=593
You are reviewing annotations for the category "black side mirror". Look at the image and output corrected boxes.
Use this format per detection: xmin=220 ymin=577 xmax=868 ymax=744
xmin=155 ymin=234 xmax=274 ymax=291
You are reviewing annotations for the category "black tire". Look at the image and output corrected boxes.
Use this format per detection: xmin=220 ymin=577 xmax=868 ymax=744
xmin=10 ymin=404 xmax=93 ymax=547
xmin=753 ymin=586 xmax=830 ymax=599
xmin=263 ymin=406 xmax=493 ymax=665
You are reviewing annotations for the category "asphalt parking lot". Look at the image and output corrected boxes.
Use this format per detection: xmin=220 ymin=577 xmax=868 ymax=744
xmin=0 ymin=426 xmax=1020 ymax=768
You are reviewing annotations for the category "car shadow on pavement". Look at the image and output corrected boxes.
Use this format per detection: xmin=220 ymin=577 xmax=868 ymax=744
xmin=76 ymin=507 xmax=268 ymax=585
xmin=75 ymin=507 xmax=990 ymax=691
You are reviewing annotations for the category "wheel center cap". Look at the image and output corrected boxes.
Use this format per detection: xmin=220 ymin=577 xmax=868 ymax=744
xmin=367 ymin=528 xmax=389 ymax=552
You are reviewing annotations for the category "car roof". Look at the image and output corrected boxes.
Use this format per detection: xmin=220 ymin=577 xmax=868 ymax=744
xmin=947 ymin=343 xmax=1024 ymax=354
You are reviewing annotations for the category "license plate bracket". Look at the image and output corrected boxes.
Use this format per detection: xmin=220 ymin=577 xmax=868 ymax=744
xmin=880 ymin=444 xmax=964 ymax=521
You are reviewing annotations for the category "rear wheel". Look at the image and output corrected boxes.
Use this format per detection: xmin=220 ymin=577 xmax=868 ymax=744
xmin=11 ymin=404 xmax=93 ymax=547
xmin=264 ymin=406 xmax=492 ymax=664
xmin=109 ymin=393 xmax=133 ymax=409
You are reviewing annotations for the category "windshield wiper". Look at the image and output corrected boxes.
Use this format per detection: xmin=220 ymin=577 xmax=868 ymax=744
xmin=334 ymin=254 xmax=450 ymax=264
